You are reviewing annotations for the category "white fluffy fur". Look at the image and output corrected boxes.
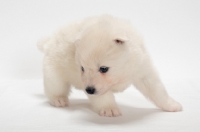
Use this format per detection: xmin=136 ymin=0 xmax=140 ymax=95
xmin=37 ymin=15 xmax=182 ymax=117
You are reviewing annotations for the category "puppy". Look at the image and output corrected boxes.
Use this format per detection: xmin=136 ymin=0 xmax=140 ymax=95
xmin=37 ymin=15 xmax=182 ymax=117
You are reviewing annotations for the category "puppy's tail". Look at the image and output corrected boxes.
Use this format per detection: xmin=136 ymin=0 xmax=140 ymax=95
xmin=37 ymin=37 xmax=51 ymax=53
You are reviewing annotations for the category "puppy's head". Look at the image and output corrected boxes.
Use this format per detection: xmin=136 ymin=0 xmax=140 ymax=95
xmin=75 ymin=20 xmax=132 ymax=95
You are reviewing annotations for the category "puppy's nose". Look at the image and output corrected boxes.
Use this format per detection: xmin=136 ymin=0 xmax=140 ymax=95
xmin=85 ymin=87 xmax=96 ymax=94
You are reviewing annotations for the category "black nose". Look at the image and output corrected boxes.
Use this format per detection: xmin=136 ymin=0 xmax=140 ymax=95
xmin=86 ymin=87 xmax=96 ymax=94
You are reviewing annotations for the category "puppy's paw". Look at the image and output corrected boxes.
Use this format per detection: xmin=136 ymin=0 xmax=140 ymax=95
xmin=49 ymin=97 xmax=68 ymax=107
xmin=161 ymin=98 xmax=182 ymax=112
xmin=99 ymin=107 xmax=122 ymax=117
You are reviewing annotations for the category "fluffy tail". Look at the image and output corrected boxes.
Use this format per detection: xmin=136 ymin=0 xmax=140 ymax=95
xmin=37 ymin=37 xmax=51 ymax=53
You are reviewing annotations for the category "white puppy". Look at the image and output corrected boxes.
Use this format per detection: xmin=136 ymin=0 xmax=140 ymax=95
xmin=37 ymin=15 xmax=182 ymax=117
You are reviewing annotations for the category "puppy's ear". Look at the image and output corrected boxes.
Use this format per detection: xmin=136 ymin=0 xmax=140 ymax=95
xmin=114 ymin=36 xmax=128 ymax=45
xmin=73 ymin=31 xmax=83 ymax=46
xmin=114 ymin=34 xmax=128 ymax=45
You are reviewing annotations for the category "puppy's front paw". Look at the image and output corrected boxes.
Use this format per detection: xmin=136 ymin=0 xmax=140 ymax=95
xmin=161 ymin=98 xmax=182 ymax=112
xmin=49 ymin=97 xmax=68 ymax=107
xmin=99 ymin=107 xmax=122 ymax=117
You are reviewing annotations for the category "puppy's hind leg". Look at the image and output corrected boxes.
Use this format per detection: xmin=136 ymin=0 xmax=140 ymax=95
xmin=43 ymin=61 xmax=70 ymax=107
xmin=132 ymin=59 xmax=182 ymax=112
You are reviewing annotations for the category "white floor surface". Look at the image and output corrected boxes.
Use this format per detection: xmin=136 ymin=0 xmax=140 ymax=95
xmin=0 ymin=79 xmax=199 ymax=132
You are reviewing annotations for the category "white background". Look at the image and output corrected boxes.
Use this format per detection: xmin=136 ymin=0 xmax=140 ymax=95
xmin=1 ymin=1 xmax=200 ymax=131
xmin=0 ymin=0 xmax=200 ymax=81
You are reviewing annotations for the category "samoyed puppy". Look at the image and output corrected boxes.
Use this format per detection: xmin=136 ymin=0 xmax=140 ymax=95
xmin=37 ymin=15 xmax=182 ymax=117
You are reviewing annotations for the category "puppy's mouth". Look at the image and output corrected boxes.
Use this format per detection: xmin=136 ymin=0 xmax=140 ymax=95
xmin=85 ymin=84 xmax=114 ymax=96
xmin=86 ymin=88 xmax=108 ymax=96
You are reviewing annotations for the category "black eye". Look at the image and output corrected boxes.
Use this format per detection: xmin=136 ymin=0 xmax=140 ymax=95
xmin=99 ymin=66 xmax=109 ymax=73
xmin=81 ymin=66 xmax=84 ymax=72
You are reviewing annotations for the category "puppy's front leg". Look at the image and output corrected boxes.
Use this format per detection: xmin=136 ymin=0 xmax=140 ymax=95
xmin=88 ymin=91 xmax=122 ymax=117
xmin=133 ymin=60 xmax=182 ymax=112
xmin=43 ymin=60 xmax=70 ymax=107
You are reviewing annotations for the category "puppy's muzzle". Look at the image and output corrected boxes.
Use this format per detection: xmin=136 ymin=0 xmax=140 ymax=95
xmin=85 ymin=86 xmax=96 ymax=94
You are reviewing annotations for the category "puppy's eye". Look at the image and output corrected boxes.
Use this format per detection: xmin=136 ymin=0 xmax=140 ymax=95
xmin=81 ymin=66 xmax=84 ymax=72
xmin=99 ymin=66 xmax=109 ymax=73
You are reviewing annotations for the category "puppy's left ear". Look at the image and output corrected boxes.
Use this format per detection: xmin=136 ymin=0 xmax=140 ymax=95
xmin=114 ymin=36 xmax=129 ymax=45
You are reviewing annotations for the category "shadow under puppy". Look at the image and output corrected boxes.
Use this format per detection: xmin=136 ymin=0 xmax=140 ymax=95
xmin=37 ymin=15 xmax=182 ymax=117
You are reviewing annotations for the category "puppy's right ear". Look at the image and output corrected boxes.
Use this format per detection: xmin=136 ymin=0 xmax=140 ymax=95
xmin=73 ymin=32 xmax=83 ymax=47
xmin=74 ymin=33 xmax=82 ymax=65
